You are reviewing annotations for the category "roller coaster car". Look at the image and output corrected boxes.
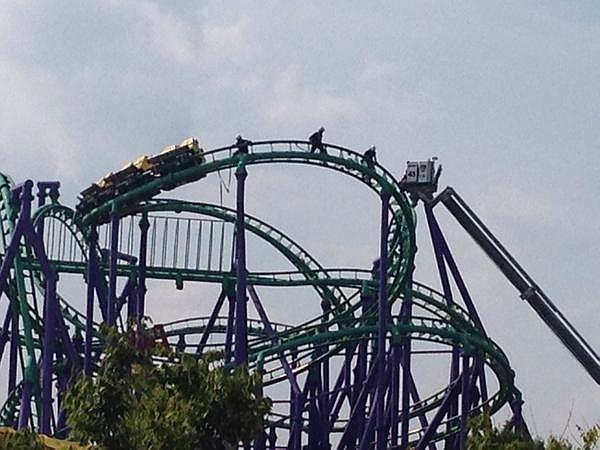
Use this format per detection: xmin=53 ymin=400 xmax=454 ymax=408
xmin=148 ymin=137 xmax=204 ymax=177
xmin=76 ymin=183 xmax=103 ymax=213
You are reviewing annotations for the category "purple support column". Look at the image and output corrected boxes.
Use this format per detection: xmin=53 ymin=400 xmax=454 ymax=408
xmin=307 ymin=368 xmax=319 ymax=449
xmin=17 ymin=381 xmax=32 ymax=429
xmin=328 ymin=341 xmax=358 ymax=428
xmin=390 ymin=343 xmax=400 ymax=446
xmin=85 ymin=227 xmax=97 ymax=376
xmin=55 ymin=352 xmax=68 ymax=433
xmin=426 ymin=204 xmax=494 ymax=422
xmin=108 ymin=206 xmax=120 ymax=326
xmin=234 ymin=163 xmax=248 ymax=366
xmin=254 ymin=364 xmax=267 ymax=450
xmin=268 ymin=426 xmax=277 ymax=450
xmin=377 ymin=191 xmax=390 ymax=450
xmin=41 ymin=272 xmax=57 ymax=434
xmin=321 ymin=343 xmax=330 ymax=449
xmin=338 ymin=346 xmax=382 ymax=449
xmin=247 ymin=285 xmax=301 ymax=393
xmin=0 ymin=220 xmax=25 ymax=294
xmin=425 ymin=205 xmax=460 ymax=435
xmin=401 ymin=283 xmax=413 ymax=449
xmin=509 ymin=396 xmax=530 ymax=438
xmin=137 ymin=213 xmax=149 ymax=323
xmin=459 ymin=354 xmax=471 ymax=450
xmin=0 ymin=304 xmax=12 ymax=362
xmin=415 ymin=375 xmax=463 ymax=450
xmin=224 ymin=292 xmax=235 ymax=363
xmin=8 ymin=306 xmax=17 ymax=395
xmin=196 ymin=287 xmax=228 ymax=353
xmin=354 ymin=334 xmax=368 ymax=445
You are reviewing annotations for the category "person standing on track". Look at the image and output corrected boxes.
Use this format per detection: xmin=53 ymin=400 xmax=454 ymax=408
xmin=234 ymin=134 xmax=252 ymax=155
xmin=362 ymin=145 xmax=377 ymax=169
xmin=362 ymin=145 xmax=377 ymax=181
xmin=309 ymin=127 xmax=326 ymax=154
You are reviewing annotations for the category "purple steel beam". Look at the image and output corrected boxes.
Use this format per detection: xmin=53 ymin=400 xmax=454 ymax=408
xmin=11 ymin=182 xmax=55 ymax=434
xmin=357 ymin=350 xmax=396 ymax=450
xmin=380 ymin=341 xmax=435 ymax=450
xmin=224 ymin=292 xmax=235 ymax=363
xmin=8 ymin=304 xmax=17 ymax=395
xmin=328 ymin=341 xmax=359 ymax=428
xmin=107 ymin=207 xmax=120 ymax=326
xmin=389 ymin=342 xmax=400 ymax=446
xmin=234 ymin=164 xmax=248 ymax=365
xmin=459 ymin=354 xmax=471 ymax=449
xmin=437 ymin=236 xmax=489 ymax=403
xmin=115 ymin=273 xmax=137 ymax=319
xmin=94 ymin=269 xmax=108 ymax=322
xmin=55 ymin=353 xmax=69 ymax=433
xmin=415 ymin=375 xmax=463 ymax=450
xmin=350 ymin=335 xmax=368 ymax=444
xmin=506 ymin=396 xmax=531 ymax=439
xmin=377 ymin=191 xmax=390 ymax=450
xmin=137 ymin=213 xmax=149 ymax=323
xmin=359 ymin=396 xmax=378 ymax=450
xmin=288 ymin=363 xmax=307 ymax=450
xmin=247 ymin=285 xmax=301 ymax=394
xmin=0 ymin=303 xmax=13 ymax=362
xmin=426 ymin=205 xmax=490 ymax=411
xmin=22 ymin=181 xmax=83 ymax=433
xmin=17 ymin=381 xmax=32 ymax=429
xmin=320 ymin=343 xmax=330 ymax=449
xmin=311 ymin=346 xmax=328 ymax=448
xmin=0 ymin=184 xmax=32 ymax=430
xmin=338 ymin=353 xmax=391 ymax=450
xmin=307 ymin=366 xmax=320 ymax=449
xmin=0 ymin=217 xmax=26 ymax=294
xmin=340 ymin=291 xmax=372 ymax=440
xmin=85 ymin=227 xmax=97 ymax=375
xmin=41 ymin=271 xmax=57 ymax=434
xmin=254 ymin=363 xmax=267 ymax=450
xmin=36 ymin=182 xmax=60 ymax=207
xmin=400 ymin=286 xmax=414 ymax=449
xmin=196 ymin=287 xmax=228 ymax=353
xmin=55 ymin=312 xmax=81 ymax=369
xmin=26 ymin=218 xmax=82 ymax=371
xmin=268 ymin=426 xmax=277 ymax=450
xmin=425 ymin=205 xmax=460 ymax=434
xmin=126 ymin=282 xmax=137 ymax=321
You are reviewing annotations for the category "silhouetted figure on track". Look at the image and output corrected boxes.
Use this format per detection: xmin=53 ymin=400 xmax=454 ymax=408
xmin=234 ymin=135 xmax=252 ymax=155
xmin=362 ymin=145 xmax=377 ymax=181
xmin=363 ymin=145 xmax=377 ymax=168
xmin=309 ymin=127 xmax=326 ymax=154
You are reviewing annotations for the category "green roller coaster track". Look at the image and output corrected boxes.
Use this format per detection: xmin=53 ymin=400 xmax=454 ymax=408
xmin=0 ymin=139 xmax=523 ymax=448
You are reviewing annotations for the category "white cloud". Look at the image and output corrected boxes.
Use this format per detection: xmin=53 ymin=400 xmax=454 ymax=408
xmin=265 ymin=68 xmax=360 ymax=126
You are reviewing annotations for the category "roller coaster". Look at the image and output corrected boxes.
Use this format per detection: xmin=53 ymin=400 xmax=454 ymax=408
xmin=0 ymin=137 xmax=598 ymax=449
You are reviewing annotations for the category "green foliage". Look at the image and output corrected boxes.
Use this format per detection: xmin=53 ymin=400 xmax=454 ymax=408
xmin=467 ymin=413 xmax=545 ymax=450
xmin=0 ymin=427 xmax=45 ymax=450
xmin=467 ymin=413 xmax=599 ymax=450
xmin=64 ymin=324 xmax=271 ymax=450
xmin=580 ymin=425 xmax=600 ymax=450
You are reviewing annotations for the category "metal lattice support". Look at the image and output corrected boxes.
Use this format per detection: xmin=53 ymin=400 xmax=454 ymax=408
xmin=3 ymin=137 xmax=583 ymax=450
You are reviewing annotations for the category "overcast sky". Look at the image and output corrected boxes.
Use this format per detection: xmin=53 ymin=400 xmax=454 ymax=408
xmin=1 ymin=1 xmax=600 ymax=439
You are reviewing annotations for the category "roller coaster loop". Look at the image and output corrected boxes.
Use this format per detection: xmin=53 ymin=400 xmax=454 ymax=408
xmin=0 ymin=138 xmax=594 ymax=449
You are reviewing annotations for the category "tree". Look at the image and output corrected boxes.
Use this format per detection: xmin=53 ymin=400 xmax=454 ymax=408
xmin=467 ymin=413 xmax=599 ymax=450
xmin=0 ymin=427 xmax=44 ymax=450
xmin=63 ymin=324 xmax=271 ymax=450
xmin=0 ymin=426 xmax=91 ymax=450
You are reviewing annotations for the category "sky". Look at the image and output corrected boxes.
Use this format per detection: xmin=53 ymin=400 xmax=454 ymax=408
xmin=1 ymin=0 xmax=600 ymax=440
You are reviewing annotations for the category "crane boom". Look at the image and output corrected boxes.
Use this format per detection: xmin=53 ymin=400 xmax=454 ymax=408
xmin=433 ymin=187 xmax=600 ymax=385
